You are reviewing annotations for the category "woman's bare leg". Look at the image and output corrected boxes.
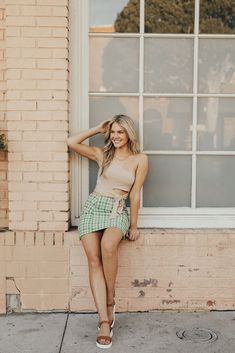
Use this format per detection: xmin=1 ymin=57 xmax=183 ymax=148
xmin=81 ymin=231 xmax=110 ymax=342
xmin=101 ymin=227 xmax=123 ymax=324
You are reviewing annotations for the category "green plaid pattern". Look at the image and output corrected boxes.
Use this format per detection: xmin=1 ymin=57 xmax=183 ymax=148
xmin=78 ymin=192 xmax=129 ymax=239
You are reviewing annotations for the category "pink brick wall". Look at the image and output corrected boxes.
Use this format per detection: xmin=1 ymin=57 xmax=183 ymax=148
xmin=1 ymin=229 xmax=235 ymax=314
xmin=70 ymin=229 xmax=235 ymax=312
xmin=5 ymin=0 xmax=69 ymax=231
xmin=0 ymin=0 xmax=8 ymax=229
xmin=0 ymin=230 xmax=70 ymax=313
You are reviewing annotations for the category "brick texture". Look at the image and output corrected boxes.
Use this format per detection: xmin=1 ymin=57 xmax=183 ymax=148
xmin=0 ymin=230 xmax=70 ymax=313
xmin=0 ymin=0 xmax=8 ymax=229
xmin=5 ymin=0 xmax=69 ymax=231
xmin=1 ymin=229 xmax=235 ymax=314
xmin=69 ymin=229 xmax=235 ymax=312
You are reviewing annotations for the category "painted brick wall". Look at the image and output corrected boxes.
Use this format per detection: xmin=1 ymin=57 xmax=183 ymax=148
xmin=0 ymin=230 xmax=70 ymax=314
xmin=1 ymin=229 xmax=235 ymax=314
xmin=70 ymin=229 xmax=235 ymax=312
xmin=0 ymin=0 xmax=8 ymax=229
xmin=5 ymin=0 xmax=69 ymax=232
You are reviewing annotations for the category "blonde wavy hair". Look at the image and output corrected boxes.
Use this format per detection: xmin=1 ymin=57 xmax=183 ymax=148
xmin=100 ymin=114 xmax=140 ymax=175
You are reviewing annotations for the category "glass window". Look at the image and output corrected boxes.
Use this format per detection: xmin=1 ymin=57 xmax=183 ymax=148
xmin=143 ymin=155 xmax=192 ymax=207
xmin=197 ymin=156 xmax=235 ymax=207
xmin=197 ymin=98 xmax=235 ymax=151
xmin=143 ymin=97 xmax=193 ymax=150
xmin=145 ymin=0 xmax=195 ymax=33
xmin=200 ymin=0 xmax=235 ymax=34
xmin=89 ymin=0 xmax=140 ymax=33
xmin=198 ymin=39 xmax=235 ymax=94
xmin=89 ymin=37 xmax=139 ymax=93
xmin=80 ymin=0 xmax=235 ymax=221
xmin=144 ymin=38 xmax=194 ymax=93
xmin=89 ymin=160 xmax=99 ymax=194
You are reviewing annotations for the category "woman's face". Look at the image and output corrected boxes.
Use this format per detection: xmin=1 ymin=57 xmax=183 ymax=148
xmin=110 ymin=122 xmax=129 ymax=149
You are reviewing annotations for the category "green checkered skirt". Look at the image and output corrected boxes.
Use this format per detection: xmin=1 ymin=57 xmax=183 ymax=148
xmin=78 ymin=192 xmax=129 ymax=239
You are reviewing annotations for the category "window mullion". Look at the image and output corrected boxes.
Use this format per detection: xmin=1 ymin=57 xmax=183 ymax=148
xmin=139 ymin=0 xmax=145 ymax=208
xmin=191 ymin=0 xmax=200 ymax=208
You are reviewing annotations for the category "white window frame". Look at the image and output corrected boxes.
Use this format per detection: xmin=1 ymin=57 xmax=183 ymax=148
xmin=69 ymin=0 xmax=235 ymax=228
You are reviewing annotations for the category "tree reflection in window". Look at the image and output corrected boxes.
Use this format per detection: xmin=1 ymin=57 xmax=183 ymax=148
xmin=114 ymin=0 xmax=235 ymax=34
xmin=200 ymin=0 xmax=235 ymax=34
xmin=116 ymin=0 xmax=195 ymax=33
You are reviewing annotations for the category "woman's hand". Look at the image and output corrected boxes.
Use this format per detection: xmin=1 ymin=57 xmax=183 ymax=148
xmin=96 ymin=119 xmax=111 ymax=134
xmin=126 ymin=227 xmax=140 ymax=241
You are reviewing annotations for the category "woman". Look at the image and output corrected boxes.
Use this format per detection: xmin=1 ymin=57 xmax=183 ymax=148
xmin=67 ymin=114 xmax=148 ymax=349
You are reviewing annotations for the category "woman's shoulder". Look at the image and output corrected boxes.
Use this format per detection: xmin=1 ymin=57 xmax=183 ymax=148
xmin=130 ymin=153 xmax=148 ymax=171
xmin=133 ymin=152 xmax=148 ymax=163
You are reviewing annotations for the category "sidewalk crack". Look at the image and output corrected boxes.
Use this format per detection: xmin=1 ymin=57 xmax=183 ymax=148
xmin=58 ymin=310 xmax=70 ymax=353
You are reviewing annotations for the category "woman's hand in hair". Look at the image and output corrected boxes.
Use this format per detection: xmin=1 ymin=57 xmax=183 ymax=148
xmin=97 ymin=119 xmax=111 ymax=134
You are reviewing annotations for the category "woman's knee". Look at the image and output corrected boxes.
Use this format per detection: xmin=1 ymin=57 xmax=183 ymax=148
xmin=87 ymin=254 xmax=102 ymax=269
xmin=101 ymin=238 xmax=118 ymax=257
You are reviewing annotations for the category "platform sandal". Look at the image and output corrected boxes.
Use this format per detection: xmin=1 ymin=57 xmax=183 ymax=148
xmin=96 ymin=321 xmax=113 ymax=349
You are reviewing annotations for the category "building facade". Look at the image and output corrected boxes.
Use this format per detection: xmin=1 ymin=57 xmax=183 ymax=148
xmin=0 ymin=0 xmax=235 ymax=314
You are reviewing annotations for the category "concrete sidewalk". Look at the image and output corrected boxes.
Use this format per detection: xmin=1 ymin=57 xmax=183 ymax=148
xmin=0 ymin=311 xmax=234 ymax=353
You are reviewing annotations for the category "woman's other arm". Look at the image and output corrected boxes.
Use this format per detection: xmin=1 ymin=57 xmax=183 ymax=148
xmin=128 ymin=154 xmax=148 ymax=241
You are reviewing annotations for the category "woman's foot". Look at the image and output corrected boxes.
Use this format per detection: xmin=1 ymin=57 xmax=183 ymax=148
xmin=96 ymin=321 xmax=112 ymax=349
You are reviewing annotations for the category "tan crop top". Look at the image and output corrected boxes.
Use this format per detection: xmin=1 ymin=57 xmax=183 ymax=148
xmin=94 ymin=158 xmax=135 ymax=198
xmin=93 ymin=157 xmax=136 ymax=219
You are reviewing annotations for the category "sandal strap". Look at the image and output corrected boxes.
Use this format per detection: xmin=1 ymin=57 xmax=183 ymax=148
xmin=107 ymin=300 xmax=115 ymax=307
xmin=99 ymin=320 xmax=110 ymax=326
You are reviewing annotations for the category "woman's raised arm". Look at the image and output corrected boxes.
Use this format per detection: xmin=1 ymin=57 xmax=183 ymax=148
xmin=66 ymin=120 xmax=110 ymax=163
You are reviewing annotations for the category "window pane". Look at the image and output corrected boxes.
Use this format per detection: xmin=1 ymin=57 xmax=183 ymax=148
xmin=144 ymin=97 xmax=192 ymax=150
xmin=89 ymin=37 xmax=139 ymax=93
xmin=143 ymin=155 xmax=191 ymax=207
xmin=89 ymin=0 xmax=140 ymax=33
xmin=197 ymin=98 xmax=235 ymax=151
xmin=145 ymin=0 xmax=194 ymax=33
xmin=200 ymin=0 xmax=235 ymax=34
xmin=89 ymin=96 xmax=139 ymax=147
xmin=198 ymin=39 xmax=235 ymax=94
xmin=197 ymin=156 xmax=235 ymax=207
xmin=144 ymin=38 xmax=193 ymax=93
xmin=89 ymin=160 xmax=99 ymax=194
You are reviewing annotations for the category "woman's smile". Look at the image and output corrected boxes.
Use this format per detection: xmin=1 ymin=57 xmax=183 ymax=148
xmin=111 ymin=122 xmax=129 ymax=148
